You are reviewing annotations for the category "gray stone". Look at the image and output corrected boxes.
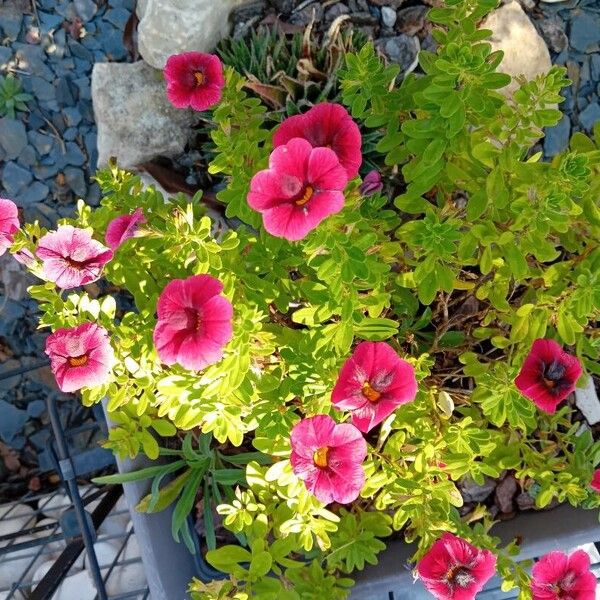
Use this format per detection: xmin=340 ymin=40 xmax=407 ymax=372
xmin=18 ymin=144 xmax=38 ymax=167
xmin=570 ymin=11 xmax=600 ymax=53
xmin=381 ymin=6 xmax=396 ymax=28
xmin=17 ymin=181 xmax=50 ymax=206
xmin=538 ymin=16 xmax=568 ymax=53
xmin=579 ymin=102 xmax=600 ymax=130
xmin=543 ymin=114 xmax=570 ymax=156
xmin=0 ymin=47 xmax=12 ymax=67
xmin=482 ymin=1 xmax=552 ymax=97
xmin=495 ymin=474 xmax=518 ymax=514
xmin=28 ymin=131 xmax=55 ymax=155
xmin=459 ymin=476 xmax=497 ymax=502
xmin=30 ymin=76 xmax=56 ymax=103
xmin=377 ymin=35 xmax=420 ymax=75
xmin=38 ymin=10 xmax=65 ymax=31
xmin=14 ymin=43 xmax=54 ymax=79
xmin=105 ymin=7 xmax=131 ymax=29
xmin=102 ymin=27 xmax=129 ymax=60
xmin=0 ymin=118 xmax=28 ymax=160
xmin=92 ymin=60 xmax=199 ymax=168
xmin=324 ymin=3 xmax=350 ymax=21
xmin=74 ymin=0 xmax=98 ymax=21
xmin=56 ymin=78 xmax=75 ymax=106
xmin=33 ymin=162 xmax=60 ymax=180
xmin=137 ymin=0 xmax=249 ymax=69
xmin=0 ymin=3 xmax=23 ymax=41
xmin=2 ymin=161 xmax=33 ymax=196
xmin=63 ymin=127 xmax=78 ymax=141
xmin=63 ymin=106 xmax=82 ymax=127
xmin=61 ymin=141 xmax=86 ymax=167
xmin=69 ymin=40 xmax=94 ymax=62
xmin=591 ymin=54 xmax=600 ymax=82
xmin=64 ymin=166 xmax=87 ymax=197
xmin=395 ymin=5 xmax=427 ymax=35
xmin=0 ymin=400 xmax=27 ymax=442
xmin=27 ymin=400 xmax=46 ymax=418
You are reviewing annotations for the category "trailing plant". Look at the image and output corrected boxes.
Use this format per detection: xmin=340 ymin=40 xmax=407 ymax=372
xmin=4 ymin=0 xmax=600 ymax=598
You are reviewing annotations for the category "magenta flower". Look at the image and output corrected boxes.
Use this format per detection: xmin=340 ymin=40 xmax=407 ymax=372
xmin=359 ymin=170 xmax=383 ymax=197
xmin=45 ymin=322 xmax=115 ymax=393
xmin=273 ymin=103 xmax=362 ymax=179
xmin=105 ymin=208 xmax=145 ymax=250
xmin=290 ymin=414 xmax=367 ymax=505
xmin=331 ymin=342 xmax=418 ymax=433
xmin=164 ymin=52 xmax=225 ymax=111
xmin=36 ymin=225 xmax=113 ymax=290
xmin=531 ymin=550 xmax=596 ymax=600
xmin=515 ymin=339 xmax=582 ymax=414
xmin=417 ymin=533 xmax=497 ymax=600
xmin=248 ymin=137 xmax=347 ymax=241
xmin=153 ymin=274 xmax=233 ymax=371
xmin=0 ymin=198 xmax=19 ymax=256
xmin=590 ymin=469 xmax=600 ymax=493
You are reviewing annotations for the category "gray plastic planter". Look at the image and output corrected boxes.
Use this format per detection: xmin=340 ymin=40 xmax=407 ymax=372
xmin=103 ymin=400 xmax=600 ymax=599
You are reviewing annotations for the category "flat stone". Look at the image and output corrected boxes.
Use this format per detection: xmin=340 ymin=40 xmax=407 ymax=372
xmin=575 ymin=376 xmax=600 ymax=425
xmin=101 ymin=26 xmax=129 ymax=61
xmin=64 ymin=166 xmax=87 ymax=197
xmin=0 ymin=361 xmax=22 ymax=393
xmin=579 ymin=102 xmax=600 ymax=130
xmin=0 ymin=47 xmax=12 ymax=67
xmin=538 ymin=16 xmax=568 ymax=53
xmin=27 ymin=400 xmax=46 ymax=418
xmin=38 ymin=10 xmax=65 ymax=32
xmin=105 ymin=7 xmax=131 ymax=29
xmin=74 ymin=0 xmax=98 ymax=21
xmin=17 ymin=181 xmax=50 ymax=206
xmin=18 ymin=144 xmax=38 ymax=167
xmin=30 ymin=76 xmax=56 ymax=102
xmin=495 ymin=474 xmax=518 ymax=514
xmin=60 ymin=141 xmax=87 ymax=167
xmin=482 ymin=1 xmax=552 ymax=97
xmin=137 ymin=0 xmax=248 ymax=69
xmin=324 ymin=3 xmax=350 ymax=21
xmin=543 ymin=114 xmax=570 ymax=156
xmin=2 ymin=161 xmax=33 ymax=196
xmin=0 ymin=117 xmax=28 ymax=160
xmin=0 ymin=2 xmax=24 ymax=41
xmin=395 ymin=5 xmax=427 ymax=35
xmin=63 ymin=127 xmax=78 ymax=141
xmin=591 ymin=54 xmax=600 ymax=82
xmin=92 ymin=60 xmax=199 ymax=168
xmin=459 ymin=475 xmax=497 ymax=502
xmin=14 ymin=43 xmax=54 ymax=79
xmin=376 ymin=34 xmax=420 ymax=75
xmin=570 ymin=10 xmax=600 ymax=53
xmin=56 ymin=78 xmax=75 ymax=106
xmin=62 ymin=106 xmax=82 ymax=127
xmin=0 ymin=399 xmax=28 ymax=444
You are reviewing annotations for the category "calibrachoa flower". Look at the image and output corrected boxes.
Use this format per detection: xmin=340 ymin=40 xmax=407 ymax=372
xmin=359 ymin=170 xmax=383 ymax=197
xmin=290 ymin=414 xmax=367 ymax=505
xmin=248 ymin=137 xmax=348 ymax=241
xmin=0 ymin=198 xmax=19 ymax=256
xmin=153 ymin=274 xmax=233 ymax=371
xmin=105 ymin=207 xmax=145 ymax=250
xmin=45 ymin=323 xmax=115 ymax=393
xmin=590 ymin=469 xmax=600 ymax=493
xmin=164 ymin=52 xmax=224 ymax=111
xmin=417 ymin=533 xmax=497 ymax=600
xmin=36 ymin=225 xmax=113 ymax=290
xmin=331 ymin=341 xmax=418 ymax=433
xmin=531 ymin=550 xmax=596 ymax=600
xmin=273 ymin=102 xmax=362 ymax=179
xmin=515 ymin=338 xmax=582 ymax=414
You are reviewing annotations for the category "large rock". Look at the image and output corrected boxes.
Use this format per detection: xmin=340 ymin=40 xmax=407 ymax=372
xmin=137 ymin=0 xmax=248 ymax=70
xmin=482 ymin=1 xmax=552 ymax=97
xmin=91 ymin=61 xmax=198 ymax=169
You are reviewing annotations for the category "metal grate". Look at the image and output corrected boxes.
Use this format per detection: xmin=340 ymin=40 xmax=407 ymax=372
xmin=0 ymin=486 xmax=150 ymax=599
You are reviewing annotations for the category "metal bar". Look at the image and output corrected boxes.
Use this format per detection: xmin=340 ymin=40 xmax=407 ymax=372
xmin=45 ymin=397 xmax=108 ymax=600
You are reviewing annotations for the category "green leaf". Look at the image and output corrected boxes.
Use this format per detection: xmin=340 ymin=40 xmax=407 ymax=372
xmin=136 ymin=469 xmax=192 ymax=513
xmin=206 ymin=545 xmax=251 ymax=573
xmin=249 ymin=551 xmax=273 ymax=579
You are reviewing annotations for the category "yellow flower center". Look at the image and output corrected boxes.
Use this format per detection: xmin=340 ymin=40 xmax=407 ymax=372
xmin=194 ymin=71 xmax=205 ymax=86
xmin=68 ymin=354 xmax=89 ymax=367
xmin=295 ymin=186 xmax=314 ymax=206
xmin=362 ymin=381 xmax=381 ymax=402
xmin=313 ymin=447 xmax=329 ymax=468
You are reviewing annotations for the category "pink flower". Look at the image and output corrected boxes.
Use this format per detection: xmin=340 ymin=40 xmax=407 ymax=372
xmin=36 ymin=225 xmax=113 ymax=290
xmin=13 ymin=247 xmax=35 ymax=267
xmin=515 ymin=339 xmax=582 ymax=414
xmin=153 ymin=274 xmax=233 ymax=371
xmin=290 ymin=414 xmax=367 ymax=505
xmin=359 ymin=170 xmax=383 ymax=197
xmin=0 ymin=198 xmax=19 ymax=256
xmin=417 ymin=533 xmax=497 ymax=600
xmin=164 ymin=52 xmax=225 ymax=111
xmin=531 ymin=550 xmax=596 ymax=600
xmin=331 ymin=342 xmax=418 ymax=433
xmin=248 ymin=137 xmax=347 ymax=241
xmin=105 ymin=208 xmax=145 ymax=250
xmin=273 ymin=103 xmax=362 ymax=179
xmin=590 ymin=469 xmax=600 ymax=493
xmin=45 ymin=322 xmax=115 ymax=393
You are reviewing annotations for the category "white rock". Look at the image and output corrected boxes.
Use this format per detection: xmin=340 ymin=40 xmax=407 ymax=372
xmin=0 ymin=535 xmax=43 ymax=587
xmin=0 ymin=504 xmax=36 ymax=545
xmin=482 ymin=1 xmax=552 ymax=97
xmin=31 ymin=560 xmax=54 ymax=587
xmin=137 ymin=0 xmax=249 ymax=69
xmin=38 ymin=493 xmax=70 ymax=520
xmin=55 ymin=569 xmax=97 ymax=600
xmin=381 ymin=6 xmax=397 ymax=28
xmin=32 ymin=518 xmax=65 ymax=558
xmin=575 ymin=376 xmax=600 ymax=425
xmin=92 ymin=61 xmax=199 ymax=170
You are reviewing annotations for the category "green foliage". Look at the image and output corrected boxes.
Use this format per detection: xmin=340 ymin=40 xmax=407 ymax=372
xmin=0 ymin=73 xmax=32 ymax=118
xmin=15 ymin=0 xmax=600 ymax=598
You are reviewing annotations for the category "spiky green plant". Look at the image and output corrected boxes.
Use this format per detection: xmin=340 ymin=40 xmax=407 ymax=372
xmin=0 ymin=74 xmax=32 ymax=118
